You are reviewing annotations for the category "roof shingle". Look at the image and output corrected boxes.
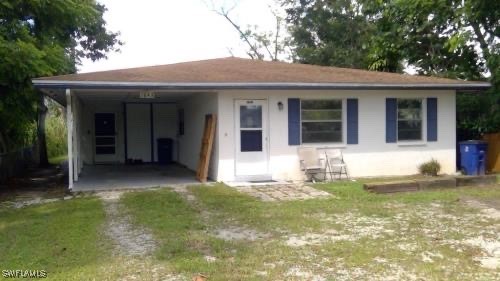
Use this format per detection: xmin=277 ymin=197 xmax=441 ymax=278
xmin=35 ymin=57 xmax=484 ymax=85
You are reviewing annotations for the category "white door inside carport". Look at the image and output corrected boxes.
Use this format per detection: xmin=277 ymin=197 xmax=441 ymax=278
xmin=126 ymin=104 xmax=152 ymax=162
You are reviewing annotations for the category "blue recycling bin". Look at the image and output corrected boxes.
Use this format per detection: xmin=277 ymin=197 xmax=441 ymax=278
xmin=459 ymin=141 xmax=488 ymax=175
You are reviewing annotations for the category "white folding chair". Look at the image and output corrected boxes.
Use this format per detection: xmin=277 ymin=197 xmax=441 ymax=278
xmin=325 ymin=149 xmax=349 ymax=180
xmin=298 ymin=147 xmax=326 ymax=182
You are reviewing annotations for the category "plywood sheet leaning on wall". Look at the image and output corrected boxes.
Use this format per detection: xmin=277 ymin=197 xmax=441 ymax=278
xmin=482 ymin=132 xmax=500 ymax=172
xmin=196 ymin=114 xmax=217 ymax=182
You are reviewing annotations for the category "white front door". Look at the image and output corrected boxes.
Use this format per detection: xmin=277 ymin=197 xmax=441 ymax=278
xmin=235 ymin=99 xmax=270 ymax=180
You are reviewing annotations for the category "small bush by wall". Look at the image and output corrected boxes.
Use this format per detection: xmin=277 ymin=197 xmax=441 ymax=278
xmin=419 ymin=159 xmax=441 ymax=176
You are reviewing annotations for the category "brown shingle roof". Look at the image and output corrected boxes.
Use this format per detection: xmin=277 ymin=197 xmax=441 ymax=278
xmin=35 ymin=57 xmax=484 ymax=85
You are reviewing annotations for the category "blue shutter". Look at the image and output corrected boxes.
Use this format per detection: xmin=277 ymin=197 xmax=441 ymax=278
xmin=386 ymin=98 xmax=397 ymax=143
xmin=288 ymin=98 xmax=301 ymax=145
xmin=427 ymin=98 xmax=438 ymax=141
xmin=347 ymin=99 xmax=358 ymax=144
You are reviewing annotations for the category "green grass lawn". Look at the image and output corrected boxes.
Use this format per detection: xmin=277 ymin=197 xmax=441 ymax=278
xmin=1 ymin=179 xmax=499 ymax=280
xmin=0 ymin=198 xmax=110 ymax=280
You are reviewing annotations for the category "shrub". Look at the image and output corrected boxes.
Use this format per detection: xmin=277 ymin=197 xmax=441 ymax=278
xmin=46 ymin=101 xmax=67 ymax=158
xmin=419 ymin=159 xmax=441 ymax=176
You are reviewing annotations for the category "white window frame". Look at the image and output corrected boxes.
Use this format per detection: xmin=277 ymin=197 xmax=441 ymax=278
xmin=300 ymin=99 xmax=345 ymax=145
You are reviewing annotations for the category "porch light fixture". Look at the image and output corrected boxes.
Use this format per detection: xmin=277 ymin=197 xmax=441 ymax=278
xmin=277 ymin=101 xmax=284 ymax=111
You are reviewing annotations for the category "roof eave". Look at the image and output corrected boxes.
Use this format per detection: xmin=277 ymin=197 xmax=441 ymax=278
xmin=31 ymin=80 xmax=492 ymax=92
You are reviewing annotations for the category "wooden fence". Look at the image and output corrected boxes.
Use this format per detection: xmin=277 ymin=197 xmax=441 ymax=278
xmin=482 ymin=133 xmax=500 ymax=173
xmin=0 ymin=146 xmax=35 ymax=184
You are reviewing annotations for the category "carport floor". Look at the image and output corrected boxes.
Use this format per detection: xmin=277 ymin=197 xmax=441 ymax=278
xmin=73 ymin=164 xmax=201 ymax=191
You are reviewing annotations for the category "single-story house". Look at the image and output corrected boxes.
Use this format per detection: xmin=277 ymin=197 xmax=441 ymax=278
xmin=33 ymin=57 xmax=490 ymax=190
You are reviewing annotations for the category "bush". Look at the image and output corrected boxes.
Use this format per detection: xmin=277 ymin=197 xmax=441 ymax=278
xmin=419 ymin=159 xmax=441 ymax=176
xmin=46 ymin=101 xmax=67 ymax=158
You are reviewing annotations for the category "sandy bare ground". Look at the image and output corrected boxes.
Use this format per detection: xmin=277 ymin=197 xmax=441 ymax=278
xmin=169 ymin=185 xmax=500 ymax=280
xmin=461 ymin=197 xmax=500 ymax=269
xmin=277 ymin=200 xmax=500 ymax=280
xmin=462 ymin=197 xmax=500 ymax=220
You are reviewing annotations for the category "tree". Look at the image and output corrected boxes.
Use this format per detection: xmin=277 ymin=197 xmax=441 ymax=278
xmin=282 ymin=0 xmax=499 ymax=137
xmin=363 ymin=0 xmax=490 ymax=79
xmin=0 ymin=0 xmax=120 ymax=165
xmin=363 ymin=0 xmax=499 ymax=136
xmin=282 ymin=0 xmax=378 ymax=69
xmin=205 ymin=0 xmax=289 ymax=61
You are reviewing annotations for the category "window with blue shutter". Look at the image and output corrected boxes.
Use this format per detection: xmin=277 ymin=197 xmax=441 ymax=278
xmin=397 ymin=99 xmax=423 ymax=141
xmin=301 ymin=100 xmax=343 ymax=143
xmin=347 ymin=99 xmax=358 ymax=144
xmin=386 ymin=98 xmax=397 ymax=143
xmin=427 ymin=98 xmax=438 ymax=141
xmin=288 ymin=98 xmax=301 ymax=145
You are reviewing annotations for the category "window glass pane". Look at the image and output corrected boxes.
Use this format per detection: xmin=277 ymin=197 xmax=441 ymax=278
xmin=94 ymin=113 xmax=115 ymax=136
xmin=240 ymin=105 xmax=262 ymax=128
xmin=302 ymin=110 xmax=342 ymax=121
xmin=397 ymin=99 xmax=422 ymax=141
xmin=302 ymin=122 xmax=342 ymax=143
xmin=95 ymin=137 xmax=115 ymax=146
xmin=398 ymin=108 xmax=421 ymax=120
xmin=398 ymin=120 xmax=422 ymax=141
xmin=96 ymin=146 xmax=115 ymax=155
xmin=241 ymin=130 xmax=262 ymax=152
xmin=300 ymin=100 xmax=343 ymax=143
xmin=397 ymin=99 xmax=422 ymax=110
xmin=301 ymin=100 xmax=342 ymax=110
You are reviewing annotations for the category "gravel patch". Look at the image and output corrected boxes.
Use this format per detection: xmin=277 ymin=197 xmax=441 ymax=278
xmin=285 ymin=231 xmax=354 ymax=247
xmin=421 ymin=251 xmax=444 ymax=263
xmin=213 ymin=225 xmax=270 ymax=241
xmin=10 ymin=197 xmax=61 ymax=208
xmin=285 ymin=212 xmax=394 ymax=247
xmin=170 ymin=185 xmax=198 ymax=202
xmin=286 ymin=266 xmax=326 ymax=281
xmin=281 ymin=201 xmax=500 ymax=279
xmin=104 ymin=258 xmax=187 ymax=281
xmin=462 ymin=198 xmax=500 ymax=220
xmin=465 ymin=236 xmax=500 ymax=269
xmin=98 ymin=191 xmax=157 ymax=257
xmin=0 ymin=194 xmax=82 ymax=209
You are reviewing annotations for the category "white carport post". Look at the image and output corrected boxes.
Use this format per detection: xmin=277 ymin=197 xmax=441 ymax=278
xmin=72 ymin=93 xmax=79 ymax=182
xmin=66 ymin=88 xmax=74 ymax=190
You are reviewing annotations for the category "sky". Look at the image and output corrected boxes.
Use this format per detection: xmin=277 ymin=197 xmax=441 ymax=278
xmin=79 ymin=0 xmax=279 ymax=73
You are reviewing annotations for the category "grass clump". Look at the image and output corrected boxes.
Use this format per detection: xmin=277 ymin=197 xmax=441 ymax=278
xmin=418 ymin=158 xmax=441 ymax=176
